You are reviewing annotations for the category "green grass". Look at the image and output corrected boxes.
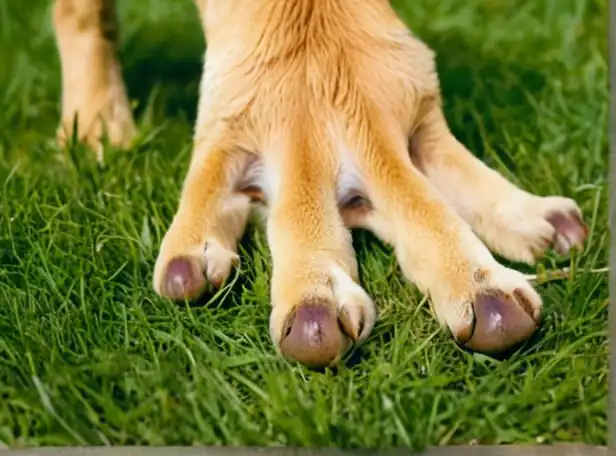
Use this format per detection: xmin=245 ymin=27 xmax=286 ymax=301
xmin=0 ymin=0 xmax=609 ymax=449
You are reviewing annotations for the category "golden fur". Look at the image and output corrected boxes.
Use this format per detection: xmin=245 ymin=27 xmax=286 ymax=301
xmin=53 ymin=0 xmax=589 ymax=368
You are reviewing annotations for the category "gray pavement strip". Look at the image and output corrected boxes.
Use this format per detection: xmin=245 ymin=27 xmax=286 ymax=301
xmin=0 ymin=445 xmax=608 ymax=456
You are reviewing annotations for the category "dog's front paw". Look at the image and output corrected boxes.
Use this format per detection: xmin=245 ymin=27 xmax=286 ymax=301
xmin=541 ymin=196 xmax=589 ymax=255
xmin=439 ymin=264 xmax=542 ymax=355
xmin=153 ymin=236 xmax=239 ymax=302
xmin=270 ymin=266 xmax=376 ymax=368
xmin=489 ymin=194 xmax=588 ymax=264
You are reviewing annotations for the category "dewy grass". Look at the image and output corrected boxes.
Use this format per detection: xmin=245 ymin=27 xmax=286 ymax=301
xmin=0 ymin=0 xmax=608 ymax=450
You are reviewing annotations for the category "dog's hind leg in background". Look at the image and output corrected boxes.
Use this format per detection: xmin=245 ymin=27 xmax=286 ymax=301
xmin=53 ymin=0 xmax=136 ymax=152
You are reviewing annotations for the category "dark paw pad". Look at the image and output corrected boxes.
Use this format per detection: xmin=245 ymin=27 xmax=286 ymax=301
xmin=462 ymin=290 xmax=538 ymax=354
xmin=162 ymin=257 xmax=206 ymax=301
xmin=279 ymin=301 xmax=348 ymax=368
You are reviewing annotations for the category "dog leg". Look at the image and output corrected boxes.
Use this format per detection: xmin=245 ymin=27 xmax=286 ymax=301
xmin=265 ymin=128 xmax=376 ymax=368
xmin=352 ymin=113 xmax=543 ymax=354
xmin=153 ymin=126 xmax=252 ymax=301
xmin=409 ymin=105 xmax=588 ymax=264
xmin=53 ymin=0 xmax=136 ymax=151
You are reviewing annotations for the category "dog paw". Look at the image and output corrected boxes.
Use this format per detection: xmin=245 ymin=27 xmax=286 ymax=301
xmin=56 ymin=44 xmax=136 ymax=152
xmin=490 ymin=194 xmax=588 ymax=264
xmin=57 ymin=101 xmax=136 ymax=152
xmin=271 ymin=267 xmax=376 ymax=368
xmin=542 ymin=196 xmax=589 ymax=255
xmin=442 ymin=265 xmax=542 ymax=355
xmin=153 ymin=239 xmax=239 ymax=301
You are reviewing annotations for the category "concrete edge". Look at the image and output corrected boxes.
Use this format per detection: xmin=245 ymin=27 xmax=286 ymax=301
xmin=0 ymin=444 xmax=608 ymax=456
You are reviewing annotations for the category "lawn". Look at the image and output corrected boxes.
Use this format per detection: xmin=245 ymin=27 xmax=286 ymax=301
xmin=0 ymin=0 xmax=609 ymax=450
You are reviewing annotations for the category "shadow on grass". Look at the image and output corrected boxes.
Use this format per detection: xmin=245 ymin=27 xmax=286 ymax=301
xmin=422 ymin=29 xmax=549 ymax=166
xmin=120 ymin=16 xmax=205 ymax=123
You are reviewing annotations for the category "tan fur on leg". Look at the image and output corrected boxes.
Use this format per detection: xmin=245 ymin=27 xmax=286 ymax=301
xmin=264 ymin=122 xmax=375 ymax=368
xmin=410 ymin=106 xmax=588 ymax=265
xmin=53 ymin=0 xmax=136 ymax=153
xmin=153 ymin=127 xmax=252 ymax=301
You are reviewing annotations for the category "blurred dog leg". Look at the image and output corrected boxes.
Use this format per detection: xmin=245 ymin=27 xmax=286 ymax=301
xmin=53 ymin=0 xmax=136 ymax=154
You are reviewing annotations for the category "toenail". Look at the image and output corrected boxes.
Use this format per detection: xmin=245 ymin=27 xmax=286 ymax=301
xmin=338 ymin=307 xmax=363 ymax=342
